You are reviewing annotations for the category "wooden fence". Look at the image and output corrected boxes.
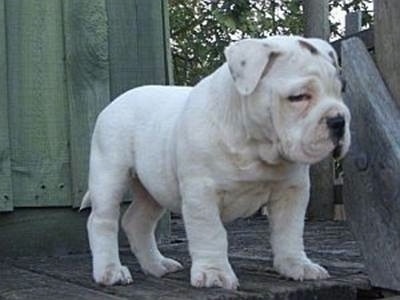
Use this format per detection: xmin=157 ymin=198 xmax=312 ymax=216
xmin=342 ymin=37 xmax=400 ymax=292
xmin=0 ymin=0 xmax=171 ymax=212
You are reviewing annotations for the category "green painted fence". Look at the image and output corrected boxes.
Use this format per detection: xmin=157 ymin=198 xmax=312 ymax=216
xmin=0 ymin=0 xmax=172 ymax=211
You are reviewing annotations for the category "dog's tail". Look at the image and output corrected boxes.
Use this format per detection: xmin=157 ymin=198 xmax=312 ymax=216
xmin=80 ymin=191 xmax=91 ymax=211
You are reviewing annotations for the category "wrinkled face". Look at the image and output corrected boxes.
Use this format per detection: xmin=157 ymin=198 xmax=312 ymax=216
xmin=225 ymin=36 xmax=351 ymax=164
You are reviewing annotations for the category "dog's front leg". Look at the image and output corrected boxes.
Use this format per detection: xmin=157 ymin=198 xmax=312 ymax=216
xmin=268 ymin=183 xmax=330 ymax=281
xmin=181 ymin=178 xmax=239 ymax=290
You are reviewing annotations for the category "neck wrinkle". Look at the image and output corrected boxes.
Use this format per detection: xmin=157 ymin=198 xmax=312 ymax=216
xmin=210 ymin=64 xmax=285 ymax=166
xmin=210 ymin=64 xmax=249 ymax=144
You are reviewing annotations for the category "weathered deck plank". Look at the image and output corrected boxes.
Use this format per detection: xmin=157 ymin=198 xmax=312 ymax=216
xmin=1 ymin=217 xmax=369 ymax=300
xmin=0 ymin=263 xmax=124 ymax=300
xmin=342 ymin=37 xmax=400 ymax=291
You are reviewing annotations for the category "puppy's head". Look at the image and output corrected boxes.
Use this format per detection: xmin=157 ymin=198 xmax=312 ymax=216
xmin=224 ymin=36 xmax=350 ymax=164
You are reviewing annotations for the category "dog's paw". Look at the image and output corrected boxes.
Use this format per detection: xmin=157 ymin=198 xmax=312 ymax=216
xmin=141 ymin=257 xmax=183 ymax=278
xmin=274 ymin=257 xmax=329 ymax=281
xmin=190 ymin=264 xmax=239 ymax=290
xmin=94 ymin=264 xmax=133 ymax=286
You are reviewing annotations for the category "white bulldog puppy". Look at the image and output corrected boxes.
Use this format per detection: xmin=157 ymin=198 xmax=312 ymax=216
xmin=81 ymin=36 xmax=351 ymax=290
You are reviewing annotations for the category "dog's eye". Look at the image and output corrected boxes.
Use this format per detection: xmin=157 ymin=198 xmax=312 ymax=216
xmin=288 ymin=94 xmax=311 ymax=102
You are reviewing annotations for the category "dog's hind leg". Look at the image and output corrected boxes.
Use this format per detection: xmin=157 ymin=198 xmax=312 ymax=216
xmin=87 ymin=155 xmax=132 ymax=286
xmin=122 ymin=177 xmax=183 ymax=277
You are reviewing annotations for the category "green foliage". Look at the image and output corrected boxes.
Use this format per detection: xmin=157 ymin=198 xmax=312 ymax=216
xmin=330 ymin=0 xmax=373 ymax=38
xmin=169 ymin=0 xmax=373 ymax=85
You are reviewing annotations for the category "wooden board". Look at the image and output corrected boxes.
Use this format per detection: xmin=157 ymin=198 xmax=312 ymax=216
xmin=106 ymin=0 xmax=139 ymax=99
xmin=303 ymin=0 xmax=330 ymax=40
xmin=3 ymin=217 xmax=368 ymax=300
xmin=107 ymin=0 xmax=169 ymax=100
xmin=162 ymin=0 xmax=174 ymax=85
xmin=7 ymin=253 xmax=358 ymax=300
xmin=0 ymin=263 xmax=124 ymax=300
xmin=63 ymin=0 xmax=110 ymax=207
xmin=342 ymin=37 xmax=400 ymax=291
xmin=136 ymin=0 xmax=168 ymax=86
xmin=0 ymin=0 xmax=13 ymax=212
xmin=5 ymin=0 xmax=71 ymax=207
xmin=331 ymin=29 xmax=374 ymax=57
xmin=374 ymin=0 xmax=400 ymax=107
xmin=308 ymin=159 xmax=334 ymax=220
xmin=0 ymin=207 xmax=132 ymax=258
xmin=0 ymin=208 xmax=91 ymax=257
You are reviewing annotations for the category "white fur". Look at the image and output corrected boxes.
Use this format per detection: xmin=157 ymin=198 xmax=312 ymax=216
xmin=83 ymin=36 xmax=350 ymax=289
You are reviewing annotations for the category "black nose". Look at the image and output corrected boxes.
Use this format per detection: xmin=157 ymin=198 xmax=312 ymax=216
xmin=326 ymin=115 xmax=345 ymax=139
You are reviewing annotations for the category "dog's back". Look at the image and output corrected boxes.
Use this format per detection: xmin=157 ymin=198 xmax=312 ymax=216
xmin=88 ymin=85 xmax=192 ymax=210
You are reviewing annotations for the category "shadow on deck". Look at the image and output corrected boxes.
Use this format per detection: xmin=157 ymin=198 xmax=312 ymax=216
xmin=0 ymin=216 xmax=374 ymax=300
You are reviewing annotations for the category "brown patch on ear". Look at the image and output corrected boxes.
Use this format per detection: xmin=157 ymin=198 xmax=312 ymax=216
xmin=261 ymin=52 xmax=280 ymax=78
xmin=299 ymin=40 xmax=319 ymax=55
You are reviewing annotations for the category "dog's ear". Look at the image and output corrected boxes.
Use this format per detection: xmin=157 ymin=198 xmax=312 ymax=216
xmin=224 ymin=39 xmax=278 ymax=96
xmin=305 ymin=38 xmax=339 ymax=69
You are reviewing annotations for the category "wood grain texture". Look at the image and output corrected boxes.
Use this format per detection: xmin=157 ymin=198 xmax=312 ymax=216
xmin=3 ymin=217 xmax=368 ymax=300
xmin=162 ymin=0 xmax=174 ymax=85
xmin=331 ymin=29 xmax=374 ymax=56
xmin=345 ymin=12 xmax=362 ymax=36
xmin=0 ymin=0 xmax=13 ymax=211
xmin=0 ymin=208 xmax=90 ymax=257
xmin=107 ymin=0 xmax=168 ymax=100
xmin=0 ymin=205 xmax=133 ymax=258
xmin=303 ymin=0 xmax=330 ymax=40
xmin=0 ymin=263 xmax=124 ymax=300
xmin=2 ymin=0 xmax=171 ymax=240
xmin=136 ymin=0 xmax=167 ymax=86
xmin=342 ymin=37 xmax=400 ymax=291
xmin=374 ymin=0 xmax=400 ymax=106
xmin=63 ymin=0 xmax=110 ymax=207
xmin=5 ymin=0 xmax=71 ymax=207
xmin=308 ymin=159 xmax=334 ymax=220
xmin=106 ymin=0 xmax=139 ymax=99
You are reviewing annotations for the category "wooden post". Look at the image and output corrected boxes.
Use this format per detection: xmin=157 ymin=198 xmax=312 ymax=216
xmin=162 ymin=0 xmax=174 ymax=85
xmin=0 ymin=0 xmax=13 ymax=211
xmin=345 ymin=12 xmax=362 ymax=36
xmin=303 ymin=0 xmax=330 ymax=40
xmin=375 ymin=0 xmax=400 ymax=106
xmin=342 ymin=37 xmax=400 ymax=292
xmin=303 ymin=0 xmax=332 ymax=219
xmin=327 ymin=12 xmax=363 ymax=221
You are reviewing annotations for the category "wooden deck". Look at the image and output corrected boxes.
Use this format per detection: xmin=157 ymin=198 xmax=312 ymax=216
xmin=0 ymin=216 xmax=374 ymax=299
